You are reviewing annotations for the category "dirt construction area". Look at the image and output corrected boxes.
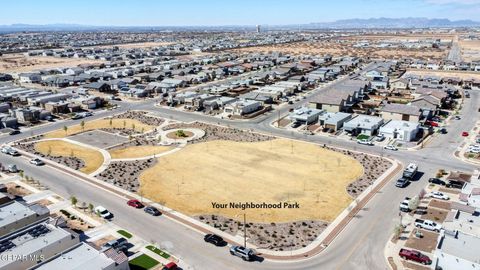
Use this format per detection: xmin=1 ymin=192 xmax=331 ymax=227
xmin=0 ymin=53 xmax=103 ymax=72
xmin=139 ymin=138 xmax=363 ymax=223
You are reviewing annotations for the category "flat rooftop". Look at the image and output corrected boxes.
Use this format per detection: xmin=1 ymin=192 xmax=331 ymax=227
xmin=0 ymin=201 xmax=36 ymax=229
xmin=439 ymin=231 xmax=480 ymax=263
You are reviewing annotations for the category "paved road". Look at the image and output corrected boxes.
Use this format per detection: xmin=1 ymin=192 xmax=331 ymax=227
xmin=0 ymin=74 xmax=478 ymax=269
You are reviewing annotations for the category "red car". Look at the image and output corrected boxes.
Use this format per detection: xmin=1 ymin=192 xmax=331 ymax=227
xmin=425 ymin=120 xmax=439 ymax=127
xmin=127 ymin=199 xmax=144 ymax=208
xmin=162 ymin=262 xmax=178 ymax=270
xmin=399 ymin=248 xmax=432 ymax=265
xmin=462 ymin=131 xmax=469 ymax=137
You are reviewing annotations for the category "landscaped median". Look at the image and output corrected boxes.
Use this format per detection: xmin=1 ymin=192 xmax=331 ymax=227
xmin=145 ymin=245 xmax=171 ymax=259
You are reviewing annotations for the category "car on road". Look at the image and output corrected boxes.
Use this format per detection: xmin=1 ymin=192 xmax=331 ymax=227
xmin=415 ymin=219 xmax=442 ymax=232
xmin=7 ymin=164 xmax=19 ymax=173
xmin=384 ymin=145 xmax=398 ymax=151
xmin=454 ymin=115 xmax=461 ymax=120
xmin=9 ymin=130 xmax=20 ymax=135
xmin=426 ymin=191 xmax=449 ymax=200
xmin=71 ymin=114 xmax=83 ymax=120
xmin=395 ymin=177 xmax=409 ymax=188
xmin=230 ymin=245 xmax=255 ymax=261
xmin=30 ymin=158 xmax=45 ymax=166
xmin=462 ymin=131 xmax=470 ymax=137
xmin=2 ymin=147 xmax=19 ymax=156
xmin=399 ymin=248 xmax=432 ymax=265
xmin=402 ymin=163 xmax=418 ymax=179
xmin=95 ymin=206 xmax=113 ymax=219
xmin=144 ymin=206 xmax=161 ymax=216
xmin=127 ymin=199 xmax=144 ymax=208
xmin=428 ymin=178 xmax=446 ymax=186
xmin=204 ymin=234 xmax=227 ymax=246
xmin=357 ymin=139 xmax=373 ymax=145
xmin=399 ymin=197 xmax=411 ymax=212
xmin=162 ymin=262 xmax=178 ymax=270
xmin=439 ymin=128 xmax=447 ymax=134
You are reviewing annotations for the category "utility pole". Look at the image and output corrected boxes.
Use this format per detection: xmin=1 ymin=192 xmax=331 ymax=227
xmin=243 ymin=213 xmax=247 ymax=248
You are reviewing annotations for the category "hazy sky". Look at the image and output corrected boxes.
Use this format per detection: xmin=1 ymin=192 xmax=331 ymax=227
xmin=1 ymin=0 xmax=480 ymax=26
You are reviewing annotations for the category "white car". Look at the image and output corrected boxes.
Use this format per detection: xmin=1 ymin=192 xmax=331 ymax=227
xmin=384 ymin=145 xmax=398 ymax=151
xmin=357 ymin=139 xmax=373 ymax=145
xmin=426 ymin=191 xmax=449 ymax=200
xmin=94 ymin=206 xmax=113 ymax=219
xmin=30 ymin=158 xmax=45 ymax=166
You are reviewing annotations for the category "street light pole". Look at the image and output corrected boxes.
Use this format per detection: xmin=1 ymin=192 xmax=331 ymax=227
xmin=243 ymin=213 xmax=247 ymax=248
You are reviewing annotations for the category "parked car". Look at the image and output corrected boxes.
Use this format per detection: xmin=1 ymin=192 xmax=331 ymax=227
xmin=95 ymin=206 xmax=113 ymax=219
xmin=103 ymin=237 xmax=128 ymax=253
xmin=204 ymin=234 xmax=227 ymax=246
xmin=1 ymin=147 xmax=19 ymax=156
xmin=462 ymin=131 xmax=470 ymax=137
xmin=127 ymin=199 xmax=144 ymax=208
xmin=7 ymin=164 xmax=19 ymax=173
xmin=144 ymin=206 xmax=161 ymax=216
xmin=375 ymin=134 xmax=385 ymax=142
xmin=399 ymin=197 xmax=411 ymax=212
xmin=428 ymin=178 xmax=446 ymax=186
xmin=425 ymin=120 xmax=439 ymax=127
xmin=230 ymin=245 xmax=255 ymax=261
xmin=45 ymin=115 xmax=54 ymax=121
xmin=9 ymin=130 xmax=20 ymax=135
xmin=402 ymin=163 xmax=418 ymax=179
xmin=454 ymin=116 xmax=461 ymax=120
xmin=384 ymin=145 xmax=398 ymax=151
xmin=71 ymin=114 xmax=83 ymax=120
xmin=399 ymin=248 xmax=432 ymax=265
xmin=415 ymin=219 xmax=442 ymax=232
xmin=440 ymin=128 xmax=447 ymax=134
xmin=426 ymin=191 xmax=449 ymax=200
xmin=431 ymin=116 xmax=441 ymax=122
xmin=446 ymin=180 xmax=465 ymax=189
xmin=162 ymin=262 xmax=178 ymax=270
xmin=30 ymin=158 xmax=45 ymax=166
xmin=395 ymin=177 xmax=409 ymax=188
xmin=357 ymin=139 xmax=373 ymax=145
xmin=290 ymin=122 xmax=301 ymax=128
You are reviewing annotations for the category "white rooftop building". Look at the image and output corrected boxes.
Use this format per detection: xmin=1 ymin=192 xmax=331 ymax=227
xmin=378 ymin=120 xmax=420 ymax=142
xmin=433 ymin=231 xmax=480 ymax=270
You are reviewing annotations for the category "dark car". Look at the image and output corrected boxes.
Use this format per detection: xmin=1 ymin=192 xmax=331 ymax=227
xmin=446 ymin=180 xmax=465 ymax=189
xmin=291 ymin=122 xmax=301 ymax=128
xmin=9 ymin=130 xmax=20 ymax=135
xmin=103 ymin=237 xmax=128 ymax=252
xmin=428 ymin=178 xmax=446 ymax=186
xmin=144 ymin=206 xmax=161 ymax=216
xmin=440 ymin=128 xmax=447 ymax=134
xmin=395 ymin=177 xmax=409 ymax=188
xmin=204 ymin=234 xmax=226 ymax=246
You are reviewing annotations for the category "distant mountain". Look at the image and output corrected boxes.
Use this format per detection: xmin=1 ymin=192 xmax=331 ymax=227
xmin=0 ymin=17 xmax=479 ymax=32
xmin=306 ymin=17 xmax=480 ymax=29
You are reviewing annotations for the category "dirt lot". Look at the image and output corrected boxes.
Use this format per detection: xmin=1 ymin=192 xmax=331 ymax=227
xmin=404 ymin=69 xmax=480 ymax=81
xmin=139 ymin=138 xmax=363 ymax=223
xmin=405 ymin=228 xmax=438 ymax=253
xmin=44 ymin=118 xmax=154 ymax=139
xmin=0 ymin=53 xmax=103 ymax=72
xmin=421 ymin=204 xmax=449 ymax=223
xmin=109 ymin=145 xmax=172 ymax=159
xmin=34 ymin=140 xmax=104 ymax=174
xmin=5 ymin=182 xmax=32 ymax=197
xmin=459 ymin=40 xmax=480 ymax=62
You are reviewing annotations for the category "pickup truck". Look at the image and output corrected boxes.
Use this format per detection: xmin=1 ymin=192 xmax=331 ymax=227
xmin=415 ymin=219 xmax=442 ymax=232
xmin=399 ymin=248 xmax=432 ymax=265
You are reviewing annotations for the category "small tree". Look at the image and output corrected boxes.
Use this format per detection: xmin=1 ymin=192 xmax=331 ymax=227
xmin=70 ymin=196 xmax=78 ymax=207
xmin=63 ymin=126 xmax=68 ymax=135
xmin=19 ymin=170 xmax=24 ymax=179
xmin=81 ymin=201 xmax=87 ymax=211
xmin=70 ymin=149 xmax=74 ymax=157
xmin=80 ymin=120 xmax=85 ymax=131
xmin=47 ymin=145 xmax=52 ymax=156
xmin=128 ymin=134 xmax=133 ymax=141
xmin=132 ymin=123 xmax=136 ymax=131
xmin=88 ymin=203 xmax=94 ymax=213
xmin=141 ymin=127 xmax=145 ymax=134
xmin=393 ymin=224 xmax=403 ymax=240
xmin=408 ymin=196 xmax=420 ymax=211
xmin=109 ymin=118 xmax=113 ymax=127
xmin=123 ymin=120 xmax=126 ymax=129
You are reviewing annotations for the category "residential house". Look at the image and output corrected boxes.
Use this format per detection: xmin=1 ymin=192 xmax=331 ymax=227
xmin=343 ymin=115 xmax=384 ymax=136
xmin=378 ymin=120 xmax=420 ymax=142
xmin=432 ymin=231 xmax=480 ymax=270
xmin=224 ymin=99 xmax=261 ymax=116
xmin=380 ymin=103 xmax=421 ymax=122
xmin=318 ymin=112 xmax=352 ymax=131
xmin=288 ymin=107 xmax=323 ymax=125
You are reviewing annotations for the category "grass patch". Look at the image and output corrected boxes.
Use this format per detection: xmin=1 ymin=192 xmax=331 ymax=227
xmin=34 ymin=140 xmax=104 ymax=174
xmin=139 ymin=139 xmax=363 ymax=223
xmin=146 ymin=245 xmax=171 ymax=259
xmin=117 ymin=229 xmax=132 ymax=239
xmin=356 ymin=134 xmax=370 ymax=140
xmin=109 ymin=145 xmax=172 ymax=159
xmin=129 ymin=254 xmax=159 ymax=270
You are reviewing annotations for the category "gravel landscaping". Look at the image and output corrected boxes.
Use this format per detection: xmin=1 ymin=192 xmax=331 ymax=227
xmin=96 ymin=159 xmax=156 ymax=192
xmin=196 ymin=214 xmax=328 ymax=251
xmin=112 ymin=111 xmax=165 ymax=126
xmin=326 ymin=146 xmax=392 ymax=198
xmin=16 ymin=142 xmax=86 ymax=171
xmin=162 ymin=122 xmax=274 ymax=143
xmin=107 ymin=133 xmax=160 ymax=150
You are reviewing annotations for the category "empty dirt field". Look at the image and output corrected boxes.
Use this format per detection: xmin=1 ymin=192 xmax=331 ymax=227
xmin=139 ymin=139 xmax=363 ymax=223
xmin=85 ymin=41 xmax=174 ymax=49
xmin=404 ymin=69 xmax=480 ymax=81
xmin=44 ymin=118 xmax=154 ymax=139
xmin=0 ymin=53 xmax=104 ymax=72
xmin=109 ymin=145 xmax=172 ymax=159
xmin=34 ymin=140 xmax=104 ymax=174
xmin=230 ymin=41 xmax=447 ymax=60
xmin=459 ymin=40 xmax=480 ymax=62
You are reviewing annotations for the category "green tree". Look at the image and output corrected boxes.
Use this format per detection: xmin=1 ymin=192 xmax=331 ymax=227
xmin=109 ymin=118 xmax=113 ymax=127
xmin=63 ymin=126 xmax=68 ymax=135
xmin=132 ymin=123 xmax=136 ymax=131
xmin=70 ymin=196 xmax=78 ymax=207
xmin=80 ymin=120 xmax=85 ymax=131
xmin=123 ymin=120 xmax=126 ymax=129
xmin=88 ymin=203 xmax=94 ymax=213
